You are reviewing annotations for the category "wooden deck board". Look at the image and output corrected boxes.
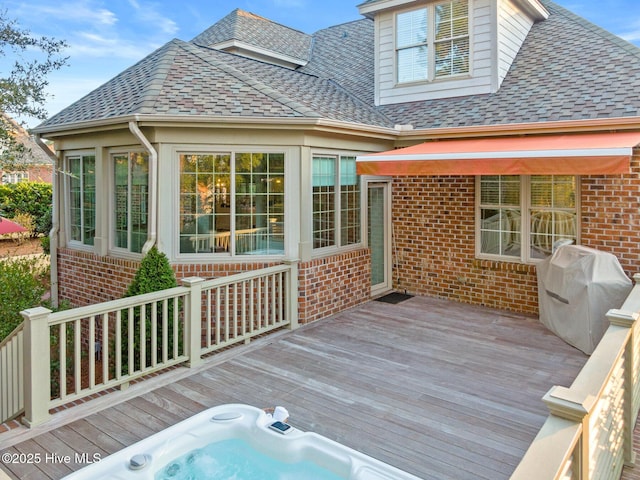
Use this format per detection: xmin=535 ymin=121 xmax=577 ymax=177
xmin=0 ymin=296 xmax=588 ymax=479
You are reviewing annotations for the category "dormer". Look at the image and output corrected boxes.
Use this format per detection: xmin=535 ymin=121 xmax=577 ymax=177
xmin=191 ymin=9 xmax=312 ymax=69
xmin=358 ymin=0 xmax=548 ymax=105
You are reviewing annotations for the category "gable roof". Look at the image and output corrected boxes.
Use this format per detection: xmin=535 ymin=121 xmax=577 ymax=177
xmin=34 ymin=2 xmax=640 ymax=134
xmin=2 ymin=115 xmax=54 ymax=165
xmin=191 ymin=9 xmax=312 ymax=67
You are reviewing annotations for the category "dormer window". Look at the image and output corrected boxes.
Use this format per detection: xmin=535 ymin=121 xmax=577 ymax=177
xmin=396 ymin=0 xmax=469 ymax=84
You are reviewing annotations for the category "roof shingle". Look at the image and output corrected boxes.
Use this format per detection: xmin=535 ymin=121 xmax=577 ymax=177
xmin=35 ymin=1 xmax=640 ymax=132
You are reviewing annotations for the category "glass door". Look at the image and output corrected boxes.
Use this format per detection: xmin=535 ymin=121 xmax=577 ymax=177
xmin=368 ymin=182 xmax=391 ymax=295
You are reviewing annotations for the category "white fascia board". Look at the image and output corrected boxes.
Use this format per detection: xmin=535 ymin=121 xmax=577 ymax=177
xmin=358 ymin=0 xmax=423 ymax=16
xmin=212 ymin=40 xmax=308 ymax=68
xmin=512 ymin=0 xmax=549 ymax=21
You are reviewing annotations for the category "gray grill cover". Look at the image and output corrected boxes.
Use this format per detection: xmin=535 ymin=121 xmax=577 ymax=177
xmin=537 ymin=245 xmax=632 ymax=354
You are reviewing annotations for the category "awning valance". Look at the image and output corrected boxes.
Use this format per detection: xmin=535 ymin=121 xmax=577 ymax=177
xmin=356 ymin=132 xmax=640 ymax=176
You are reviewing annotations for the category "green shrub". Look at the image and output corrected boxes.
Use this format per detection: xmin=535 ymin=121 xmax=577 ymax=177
xmin=10 ymin=212 xmax=35 ymax=243
xmin=125 ymin=246 xmax=178 ymax=297
xmin=40 ymin=235 xmax=50 ymax=254
xmin=0 ymin=182 xmax=52 ymax=237
xmin=121 ymin=246 xmax=180 ymax=373
xmin=0 ymin=255 xmax=49 ymax=341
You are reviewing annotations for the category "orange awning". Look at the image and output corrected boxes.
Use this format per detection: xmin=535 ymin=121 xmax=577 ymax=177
xmin=356 ymin=132 xmax=640 ymax=176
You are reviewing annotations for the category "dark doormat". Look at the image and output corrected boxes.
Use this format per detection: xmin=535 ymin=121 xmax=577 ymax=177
xmin=374 ymin=292 xmax=414 ymax=304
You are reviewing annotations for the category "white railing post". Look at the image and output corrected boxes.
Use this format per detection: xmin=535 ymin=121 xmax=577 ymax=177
xmin=182 ymin=277 xmax=204 ymax=367
xmin=283 ymin=260 xmax=299 ymax=330
xmin=21 ymin=306 xmax=52 ymax=428
xmin=543 ymin=386 xmax=592 ymax=479
xmin=607 ymin=308 xmax=639 ymax=467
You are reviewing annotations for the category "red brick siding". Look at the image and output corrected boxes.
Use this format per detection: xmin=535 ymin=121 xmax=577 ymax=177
xmin=57 ymin=248 xmax=278 ymax=307
xmin=57 ymin=248 xmax=371 ymax=325
xmin=580 ymin=150 xmax=640 ymax=278
xmin=58 ymin=249 xmax=139 ymax=306
xmin=298 ymin=248 xmax=371 ymax=324
xmin=391 ymin=149 xmax=640 ymax=314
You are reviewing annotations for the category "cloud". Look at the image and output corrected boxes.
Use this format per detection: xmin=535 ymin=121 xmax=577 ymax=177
xmin=620 ymin=30 xmax=640 ymax=44
xmin=67 ymin=31 xmax=161 ymax=60
xmin=619 ymin=19 xmax=640 ymax=45
xmin=126 ymin=0 xmax=179 ymax=36
xmin=11 ymin=1 xmax=118 ymax=27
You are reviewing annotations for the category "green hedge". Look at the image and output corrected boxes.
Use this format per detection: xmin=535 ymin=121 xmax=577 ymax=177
xmin=0 ymin=256 xmax=49 ymax=341
xmin=0 ymin=182 xmax=52 ymax=236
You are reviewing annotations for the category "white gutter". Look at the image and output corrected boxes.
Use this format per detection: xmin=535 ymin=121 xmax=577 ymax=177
xmin=34 ymin=135 xmax=60 ymax=307
xmin=128 ymin=121 xmax=158 ymax=254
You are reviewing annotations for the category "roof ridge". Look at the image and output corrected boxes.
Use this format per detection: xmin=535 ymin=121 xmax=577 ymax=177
xmin=175 ymin=40 xmax=321 ymax=118
xmin=135 ymin=39 xmax=182 ymax=113
xmin=541 ymin=0 xmax=640 ymax=59
xmin=234 ymin=8 xmax=311 ymax=37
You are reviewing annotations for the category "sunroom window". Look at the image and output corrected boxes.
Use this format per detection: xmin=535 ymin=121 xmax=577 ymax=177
xmin=312 ymin=155 xmax=361 ymax=250
xmin=113 ymin=152 xmax=149 ymax=254
xmin=179 ymin=152 xmax=285 ymax=255
xmin=396 ymin=0 xmax=469 ymax=83
xmin=68 ymin=154 xmax=96 ymax=246
xmin=478 ymin=175 xmax=578 ymax=262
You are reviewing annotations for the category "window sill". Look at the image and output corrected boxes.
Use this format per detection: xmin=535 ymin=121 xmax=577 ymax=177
xmin=394 ymin=73 xmax=472 ymax=89
xmin=311 ymin=243 xmax=365 ymax=260
xmin=472 ymin=257 xmax=537 ymax=274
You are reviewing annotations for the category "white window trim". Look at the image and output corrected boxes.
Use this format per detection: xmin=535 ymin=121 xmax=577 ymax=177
xmin=394 ymin=0 xmax=472 ymax=85
xmin=172 ymin=146 xmax=291 ymax=262
xmin=109 ymin=149 xmax=150 ymax=257
xmin=64 ymin=151 xmax=96 ymax=251
xmin=311 ymin=151 xmax=364 ymax=258
xmin=475 ymin=175 xmax=581 ymax=264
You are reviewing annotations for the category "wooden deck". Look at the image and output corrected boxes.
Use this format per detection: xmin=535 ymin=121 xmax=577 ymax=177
xmin=0 ymin=295 xmax=589 ymax=479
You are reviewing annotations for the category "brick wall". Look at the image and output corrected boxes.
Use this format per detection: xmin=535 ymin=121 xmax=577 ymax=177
xmin=58 ymin=249 xmax=140 ymax=306
xmin=57 ymin=247 xmax=371 ymax=324
xmin=298 ymin=248 xmax=371 ymax=324
xmin=57 ymin=248 xmax=278 ymax=307
xmin=391 ymin=149 xmax=640 ymax=314
xmin=580 ymin=150 xmax=640 ymax=278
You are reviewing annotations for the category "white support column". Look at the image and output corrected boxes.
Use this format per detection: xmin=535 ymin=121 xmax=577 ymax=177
xmin=21 ymin=307 xmax=52 ymax=428
xmin=608 ymin=308 xmax=639 ymax=467
xmin=543 ymin=386 xmax=593 ymax=479
xmin=182 ymin=277 xmax=204 ymax=367
xmin=284 ymin=259 xmax=299 ymax=330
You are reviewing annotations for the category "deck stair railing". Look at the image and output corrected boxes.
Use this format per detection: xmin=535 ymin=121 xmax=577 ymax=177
xmin=2 ymin=262 xmax=297 ymax=427
xmin=511 ymin=273 xmax=640 ymax=480
xmin=0 ymin=323 xmax=25 ymax=424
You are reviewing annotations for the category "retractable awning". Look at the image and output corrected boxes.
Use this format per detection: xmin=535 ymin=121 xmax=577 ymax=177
xmin=356 ymin=132 xmax=640 ymax=176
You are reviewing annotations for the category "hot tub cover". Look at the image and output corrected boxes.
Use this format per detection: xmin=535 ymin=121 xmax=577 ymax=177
xmin=537 ymin=245 xmax=632 ymax=354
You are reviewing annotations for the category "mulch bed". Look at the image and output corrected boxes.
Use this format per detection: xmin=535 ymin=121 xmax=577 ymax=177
xmin=0 ymin=238 xmax=44 ymax=257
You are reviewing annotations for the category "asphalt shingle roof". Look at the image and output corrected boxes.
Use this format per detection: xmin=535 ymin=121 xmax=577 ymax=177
xmin=35 ymin=2 xmax=640 ymax=132
xmin=191 ymin=9 xmax=312 ymax=64
xmin=38 ymin=36 xmax=391 ymax=128
xmin=379 ymin=0 xmax=640 ymax=129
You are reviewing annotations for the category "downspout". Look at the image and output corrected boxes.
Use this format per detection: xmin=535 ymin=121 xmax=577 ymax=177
xmin=128 ymin=121 xmax=158 ymax=254
xmin=34 ymin=135 xmax=60 ymax=307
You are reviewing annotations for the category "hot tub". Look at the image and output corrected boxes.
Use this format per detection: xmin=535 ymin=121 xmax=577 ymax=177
xmin=63 ymin=404 xmax=422 ymax=479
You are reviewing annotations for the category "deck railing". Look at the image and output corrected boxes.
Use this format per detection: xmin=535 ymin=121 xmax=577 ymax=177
xmin=511 ymin=273 xmax=640 ymax=480
xmin=0 ymin=323 xmax=24 ymax=423
xmin=7 ymin=262 xmax=298 ymax=427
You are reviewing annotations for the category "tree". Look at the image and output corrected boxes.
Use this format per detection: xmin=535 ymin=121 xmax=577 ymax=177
xmin=0 ymin=10 xmax=68 ymax=170
xmin=121 ymin=246 xmax=181 ymax=373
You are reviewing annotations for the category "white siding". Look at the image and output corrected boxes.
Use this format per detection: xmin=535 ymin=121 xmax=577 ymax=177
xmin=377 ymin=0 xmax=496 ymax=105
xmin=374 ymin=0 xmax=539 ymax=106
xmin=497 ymin=0 xmax=534 ymax=85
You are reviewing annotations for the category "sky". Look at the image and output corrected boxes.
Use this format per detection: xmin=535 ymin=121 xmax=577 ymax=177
xmin=3 ymin=0 xmax=640 ymax=128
